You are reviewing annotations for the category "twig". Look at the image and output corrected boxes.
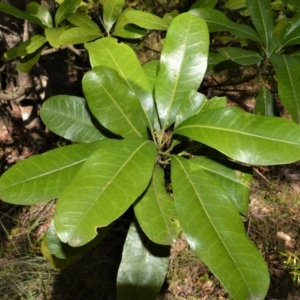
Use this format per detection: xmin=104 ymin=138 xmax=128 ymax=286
xmin=253 ymin=167 xmax=277 ymax=189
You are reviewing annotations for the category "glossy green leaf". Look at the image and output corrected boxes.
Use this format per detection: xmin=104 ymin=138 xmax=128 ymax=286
xmin=218 ymin=47 xmax=263 ymax=65
xmin=175 ymin=91 xmax=206 ymax=127
xmin=85 ymin=38 xmax=155 ymax=130
xmin=207 ymin=52 xmax=227 ymax=72
xmin=117 ymin=221 xmax=170 ymax=300
xmin=54 ymin=138 xmax=156 ymax=246
xmin=0 ymin=142 xmax=102 ymax=205
xmin=155 ymin=13 xmax=209 ymax=131
xmin=191 ymin=157 xmax=252 ymax=214
xmin=254 ymin=86 xmax=275 ymax=116
xmin=191 ymin=0 xmax=218 ymax=9
xmin=125 ymin=10 xmax=169 ymax=30
xmin=199 ymin=96 xmax=227 ymax=113
xmin=4 ymin=35 xmax=46 ymax=60
xmin=189 ymin=8 xmax=261 ymax=42
xmin=268 ymin=18 xmax=290 ymax=57
xmin=45 ymin=220 xmax=111 ymax=260
xmin=225 ymin=0 xmax=246 ymax=10
xmin=271 ymin=54 xmax=300 ymax=123
xmin=83 ymin=66 xmax=149 ymax=138
xmin=27 ymin=2 xmax=53 ymax=28
xmin=59 ymin=27 xmax=101 ymax=45
xmin=246 ymin=0 xmax=273 ymax=51
xmin=0 ymin=2 xmax=44 ymax=27
xmin=142 ymin=60 xmax=159 ymax=89
xmin=41 ymin=235 xmax=78 ymax=270
xmin=134 ymin=166 xmax=180 ymax=245
xmin=278 ymin=13 xmax=300 ymax=50
xmin=66 ymin=13 xmax=101 ymax=32
xmin=45 ymin=27 xmax=65 ymax=48
xmin=113 ymin=8 xmax=147 ymax=39
xmin=41 ymin=95 xmax=105 ymax=143
xmin=55 ymin=0 xmax=81 ymax=26
xmin=171 ymin=156 xmax=269 ymax=300
xmin=174 ymin=106 xmax=300 ymax=165
xmin=103 ymin=0 xmax=124 ymax=33
xmin=17 ymin=48 xmax=42 ymax=72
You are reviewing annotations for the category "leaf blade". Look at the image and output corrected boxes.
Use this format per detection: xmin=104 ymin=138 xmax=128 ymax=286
xmin=54 ymin=138 xmax=156 ymax=246
xmin=41 ymin=95 xmax=105 ymax=143
xmin=174 ymin=106 xmax=300 ymax=165
xmin=246 ymin=0 xmax=273 ymax=51
xmin=83 ymin=66 xmax=149 ymax=138
xmin=125 ymin=10 xmax=169 ymax=30
xmin=134 ymin=166 xmax=180 ymax=245
xmin=172 ymin=156 xmax=269 ymax=300
xmin=85 ymin=37 xmax=154 ymax=129
xmin=0 ymin=142 xmax=102 ymax=205
xmin=155 ymin=12 xmax=209 ymax=130
xmin=103 ymin=0 xmax=124 ymax=33
xmin=271 ymin=54 xmax=300 ymax=123
xmin=117 ymin=221 xmax=170 ymax=300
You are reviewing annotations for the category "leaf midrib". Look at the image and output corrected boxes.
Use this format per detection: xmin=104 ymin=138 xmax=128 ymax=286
xmin=174 ymin=156 xmax=249 ymax=289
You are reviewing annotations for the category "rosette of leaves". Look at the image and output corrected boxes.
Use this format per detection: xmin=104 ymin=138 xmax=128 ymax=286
xmin=191 ymin=0 xmax=300 ymax=123
xmin=3 ymin=11 xmax=300 ymax=300
xmin=0 ymin=0 xmax=171 ymax=72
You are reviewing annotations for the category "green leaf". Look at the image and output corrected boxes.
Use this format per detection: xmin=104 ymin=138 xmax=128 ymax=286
xmin=171 ymin=156 xmax=269 ymax=300
xmin=278 ymin=13 xmax=300 ymax=50
xmin=41 ymin=234 xmax=79 ymax=270
xmin=84 ymin=39 xmax=155 ymax=130
xmin=17 ymin=48 xmax=42 ymax=72
xmin=175 ymin=91 xmax=207 ymax=127
xmin=113 ymin=8 xmax=147 ymax=39
xmin=199 ymin=96 xmax=227 ymax=113
xmin=271 ymin=54 xmax=300 ymax=123
xmin=83 ymin=66 xmax=149 ymax=138
xmin=124 ymin=10 xmax=170 ymax=30
xmin=189 ymin=8 xmax=261 ymax=43
xmin=246 ymin=0 xmax=273 ymax=52
xmin=155 ymin=12 xmax=209 ymax=130
xmin=59 ymin=27 xmax=101 ymax=45
xmin=0 ymin=142 xmax=102 ymax=205
xmin=54 ymin=138 xmax=156 ymax=246
xmin=207 ymin=52 xmax=227 ymax=72
xmin=191 ymin=0 xmax=218 ymax=9
xmin=117 ymin=221 xmax=170 ymax=300
xmin=55 ymin=0 xmax=81 ymax=26
xmin=45 ymin=220 xmax=111 ymax=260
xmin=0 ymin=2 xmax=45 ymax=27
xmin=134 ymin=166 xmax=180 ymax=245
xmin=225 ymin=0 xmax=246 ymax=10
xmin=218 ymin=47 xmax=263 ymax=65
xmin=27 ymin=2 xmax=53 ymax=28
xmin=66 ymin=13 xmax=101 ymax=32
xmin=45 ymin=27 xmax=65 ymax=48
xmin=142 ymin=60 xmax=159 ymax=90
xmin=174 ymin=106 xmax=300 ymax=165
xmin=191 ymin=157 xmax=252 ymax=214
xmin=4 ymin=35 xmax=46 ymax=60
xmin=103 ymin=0 xmax=124 ymax=33
xmin=40 ymin=95 xmax=105 ymax=143
xmin=254 ymin=86 xmax=276 ymax=116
